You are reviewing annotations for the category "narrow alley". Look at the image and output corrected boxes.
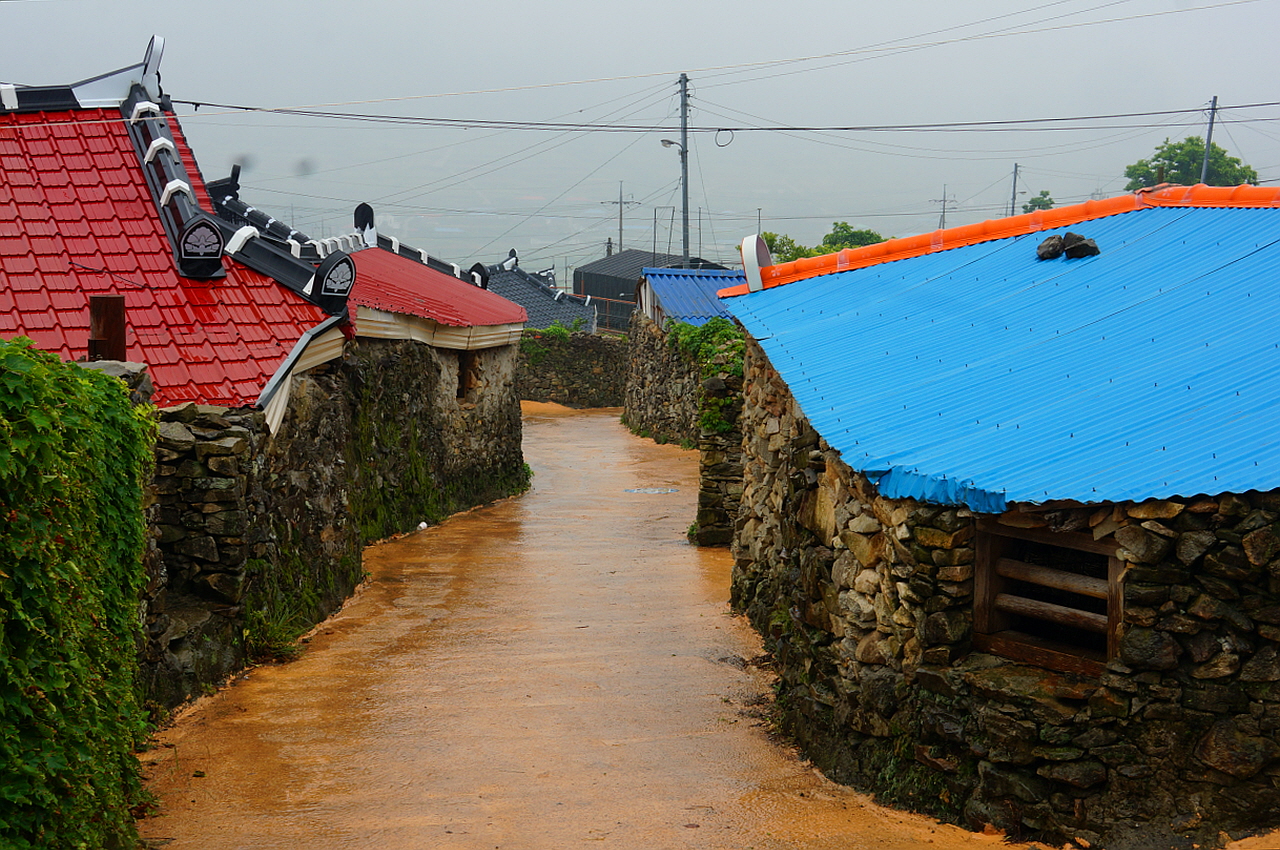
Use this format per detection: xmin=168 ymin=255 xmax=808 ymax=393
xmin=138 ymin=405 xmax=1031 ymax=850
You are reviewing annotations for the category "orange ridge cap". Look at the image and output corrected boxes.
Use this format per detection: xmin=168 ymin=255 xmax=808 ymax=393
xmin=718 ymin=184 xmax=1280 ymax=299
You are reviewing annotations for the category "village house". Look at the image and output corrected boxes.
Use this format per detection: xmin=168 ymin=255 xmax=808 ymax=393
xmin=720 ymin=186 xmax=1280 ymax=848
xmin=573 ymin=247 xmax=725 ymax=331
xmin=0 ymin=39 xmax=529 ymax=708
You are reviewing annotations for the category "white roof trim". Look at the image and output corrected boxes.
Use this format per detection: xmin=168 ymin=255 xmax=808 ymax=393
xmin=143 ymin=137 xmax=176 ymax=164
xmin=306 ymin=239 xmax=327 ymax=258
xmin=0 ymin=85 xmax=17 ymax=111
xmin=159 ymin=179 xmax=193 ymax=207
xmin=388 ymin=236 xmax=400 ymax=255
xmin=225 ymin=226 xmax=259 ymax=255
xmin=129 ymin=100 xmax=162 ymax=124
xmin=286 ymin=239 xmax=302 ymax=258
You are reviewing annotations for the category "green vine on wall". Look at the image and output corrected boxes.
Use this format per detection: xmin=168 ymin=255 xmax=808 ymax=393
xmin=0 ymin=337 xmax=155 ymax=849
xmin=664 ymin=317 xmax=745 ymax=379
xmin=520 ymin=318 xmax=585 ymax=366
xmin=664 ymin=318 xmax=745 ymax=433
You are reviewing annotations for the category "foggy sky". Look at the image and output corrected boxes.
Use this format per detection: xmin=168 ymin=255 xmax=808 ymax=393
xmin=6 ymin=0 xmax=1279 ymax=276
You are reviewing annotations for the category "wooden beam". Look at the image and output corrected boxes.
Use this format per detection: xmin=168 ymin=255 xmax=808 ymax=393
xmin=973 ymin=631 xmax=1105 ymax=677
xmin=994 ymin=593 xmax=1108 ymax=633
xmin=996 ymin=557 xmax=1108 ymax=599
xmin=977 ymin=516 xmax=1117 ymax=556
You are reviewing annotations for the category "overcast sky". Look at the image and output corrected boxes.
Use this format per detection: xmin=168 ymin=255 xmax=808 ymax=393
xmin=6 ymin=0 xmax=1280 ymax=278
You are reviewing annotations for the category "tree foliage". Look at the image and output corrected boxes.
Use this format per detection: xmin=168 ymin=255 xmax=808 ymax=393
xmin=1124 ymin=136 xmax=1258 ymax=191
xmin=820 ymin=221 xmax=886 ymax=251
xmin=762 ymin=222 xmax=886 ymax=263
xmin=760 ymin=232 xmax=813 ymax=263
xmin=0 ymin=337 xmax=155 ymax=849
xmin=1022 ymin=190 xmax=1054 ymax=214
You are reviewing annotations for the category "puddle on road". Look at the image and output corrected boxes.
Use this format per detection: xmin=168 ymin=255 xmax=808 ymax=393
xmin=139 ymin=403 xmax=1274 ymax=850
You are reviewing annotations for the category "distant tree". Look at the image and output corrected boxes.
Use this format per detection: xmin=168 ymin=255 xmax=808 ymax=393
xmin=820 ymin=221 xmax=886 ymax=251
xmin=1123 ymin=137 xmax=1258 ymax=191
xmin=1022 ymin=190 xmax=1055 ymax=214
xmin=761 ymin=231 xmax=815 ymax=263
xmin=762 ymin=223 xmax=886 ymax=263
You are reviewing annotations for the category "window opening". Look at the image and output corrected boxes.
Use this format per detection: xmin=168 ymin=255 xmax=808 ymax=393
xmin=457 ymin=350 xmax=476 ymax=401
xmin=974 ymin=517 xmax=1121 ymax=677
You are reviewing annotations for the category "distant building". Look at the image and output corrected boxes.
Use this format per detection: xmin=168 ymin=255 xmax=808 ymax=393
xmin=482 ymin=250 xmax=596 ymax=332
xmin=573 ymin=249 xmax=726 ymax=331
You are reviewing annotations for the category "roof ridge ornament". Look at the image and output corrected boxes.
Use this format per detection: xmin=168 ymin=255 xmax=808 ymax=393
xmin=141 ymin=36 xmax=165 ymax=103
xmin=144 ymin=137 xmax=176 ymax=164
xmin=129 ymin=100 xmax=162 ymax=124
xmin=159 ymin=179 xmax=194 ymax=207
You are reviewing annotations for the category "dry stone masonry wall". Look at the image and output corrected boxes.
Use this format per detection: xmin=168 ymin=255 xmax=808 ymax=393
xmin=141 ymin=338 xmax=527 ymax=709
xmin=623 ymin=312 xmax=701 ymax=444
xmin=731 ymin=336 xmax=1280 ymax=850
xmin=516 ymin=330 xmax=626 ymax=408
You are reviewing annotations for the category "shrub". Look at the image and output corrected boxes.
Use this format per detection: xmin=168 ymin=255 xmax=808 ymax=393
xmin=0 ymin=338 xmax=155 ymax=849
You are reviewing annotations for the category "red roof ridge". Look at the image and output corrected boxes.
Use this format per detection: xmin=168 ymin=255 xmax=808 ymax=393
xmin=719 ymin=184 xmax=1280 ymax=298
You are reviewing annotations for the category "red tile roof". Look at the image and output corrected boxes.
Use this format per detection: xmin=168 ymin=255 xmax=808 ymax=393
xmin=720 ymin=183 xmax=1280 ymax=297
xmin=350 ymin=247 xmax=527 ymax=327
xmin=0 ymin=108 xmax=329 ymax=407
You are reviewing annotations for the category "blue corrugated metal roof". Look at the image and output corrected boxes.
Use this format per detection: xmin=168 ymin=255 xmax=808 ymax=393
xmin=642 ymin=267 xmax=742 ymax=326
xmin=723 ymin=205 xmax=1280 ymax=512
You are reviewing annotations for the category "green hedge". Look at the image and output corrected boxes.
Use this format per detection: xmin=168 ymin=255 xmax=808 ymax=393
xmin=0 ymin=338 xmax=155 ymax=849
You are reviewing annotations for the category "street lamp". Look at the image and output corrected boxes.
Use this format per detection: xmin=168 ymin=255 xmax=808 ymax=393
xmin=660 ymin=137 xmax=690 ymax=268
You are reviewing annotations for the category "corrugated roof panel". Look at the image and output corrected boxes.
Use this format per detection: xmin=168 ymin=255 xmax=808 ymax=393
xmin=725 ymin=205 xmax=1280 ymax=511
xmin=642 ymin=268 xmax=741 ymax=326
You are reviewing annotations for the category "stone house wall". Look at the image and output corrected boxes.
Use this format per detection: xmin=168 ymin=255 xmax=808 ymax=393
xmin=732 ymin=336 xmax=1280 ymax=849
xmin=516 ymin=330 xmax=626 ymax=408
xmin=140 ymin=338 xmax=527 ymax=710
xmin=623 ymin=312 xmax=700 ymax=444
xmin=694 ymin=367 xmax=744 ymax=546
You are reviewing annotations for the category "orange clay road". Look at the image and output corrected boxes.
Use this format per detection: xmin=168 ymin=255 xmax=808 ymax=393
xmin=137 ymin=404 xmax=1277 ymax=850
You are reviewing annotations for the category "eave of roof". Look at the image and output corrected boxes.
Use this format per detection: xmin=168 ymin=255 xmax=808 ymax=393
xmin=719 ymin=184 xmax=1280 ymax=297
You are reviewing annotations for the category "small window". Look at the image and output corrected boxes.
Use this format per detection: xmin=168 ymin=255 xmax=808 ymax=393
xmin=457 ymin=350 xmax=476 ymax=401
xmin=974 ymin=517 xmax=1122 ymax=676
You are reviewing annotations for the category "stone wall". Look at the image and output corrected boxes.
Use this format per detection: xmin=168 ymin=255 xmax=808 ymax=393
xmin=694 ymin=367 xmax=744 ymax=546
xmin=623 ymin=312 xmax=700 ymax=445
xmin=516 ymin=330 xmax=626 ymax=408
xmin=731 ymin=336 xmax=1280 ymax=849
xmin=140 ymin=339 xmax=527 ymax=710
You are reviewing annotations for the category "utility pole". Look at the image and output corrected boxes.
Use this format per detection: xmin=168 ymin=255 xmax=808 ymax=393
xmin=932 ymin=185 xmax=955 ymax=230
xmin=1200 ymin=95 xmax=1218 ymax=185
xmin=1009 ymin=163 xmax=1020 ymax=217
xmin=678 ymin=73 xmax=690 ymax=268
xmin=601 ymin=181 xmax=638 ymax=251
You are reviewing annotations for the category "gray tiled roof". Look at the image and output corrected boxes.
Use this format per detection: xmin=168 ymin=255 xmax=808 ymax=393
xmin=488 ymin=267 xmax=596 ymax=331
xmin=573 ymin=249 xmax=724 ymax=280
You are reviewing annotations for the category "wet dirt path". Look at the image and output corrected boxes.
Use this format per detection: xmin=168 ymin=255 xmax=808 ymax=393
xmin=138 ymin=404 xmax=1041 ymax=850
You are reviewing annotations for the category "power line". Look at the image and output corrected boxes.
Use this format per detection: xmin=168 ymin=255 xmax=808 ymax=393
xmin=166 ymin=97 xmax=1280 ymax=136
